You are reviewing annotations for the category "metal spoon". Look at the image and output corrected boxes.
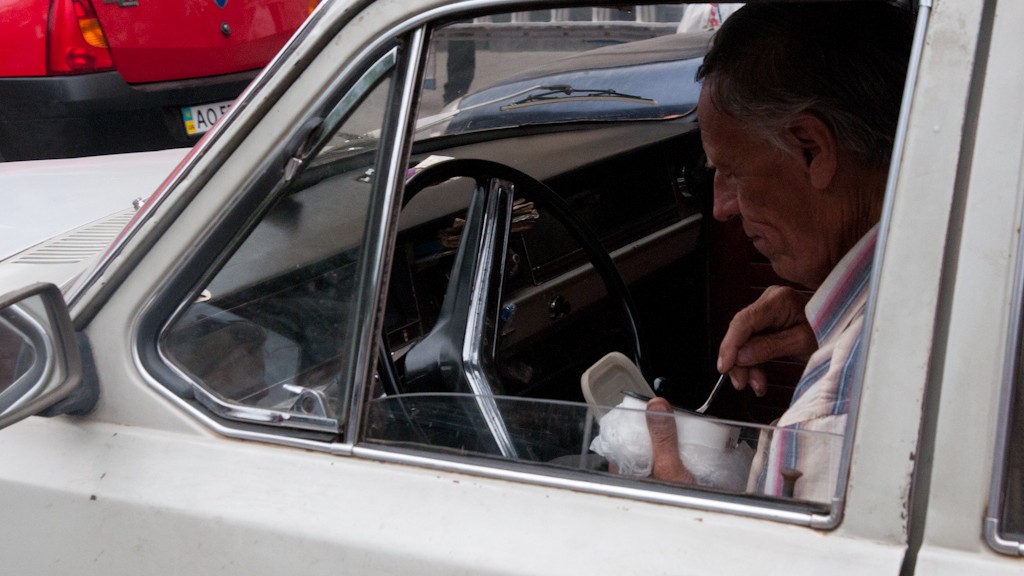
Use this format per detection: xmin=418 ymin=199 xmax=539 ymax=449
xmin=695 ymin=373 xmax=727 ymax=414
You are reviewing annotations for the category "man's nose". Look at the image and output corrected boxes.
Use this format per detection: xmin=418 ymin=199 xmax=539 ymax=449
xmin=711 ymin=171 xmax=739 ymax=221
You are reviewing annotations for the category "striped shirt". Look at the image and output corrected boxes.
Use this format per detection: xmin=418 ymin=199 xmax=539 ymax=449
xmin=747 ymin=226 xmax=878 ymax=503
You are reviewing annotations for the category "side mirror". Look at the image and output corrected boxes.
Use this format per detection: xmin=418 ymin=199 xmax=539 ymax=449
xmin=0 ymin=283 xmax=82 ymax=430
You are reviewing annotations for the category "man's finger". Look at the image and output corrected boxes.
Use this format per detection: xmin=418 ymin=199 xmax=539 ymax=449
xmin=645 ymin=397 xmax=679 ymax=446
xmin=748 ymin=366 xmax=768 ymax=397
xmin=718 ymin=286 xmax=811 ymax=373
xmin=727 ymin=365 xmax=750 ymax=392
xmin=736 ymin=324 xmax=817 ymax=367
xmin=645 ymin=398 xmax=693 ymax=483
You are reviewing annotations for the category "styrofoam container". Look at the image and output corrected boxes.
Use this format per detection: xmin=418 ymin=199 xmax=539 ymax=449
xmin=618 ymin=393 xmax=740 ymax=451
xmin=580 ymin=351 xmax=740 ymax=451
xmin=580 ymin=352 xmax=656 ymax=419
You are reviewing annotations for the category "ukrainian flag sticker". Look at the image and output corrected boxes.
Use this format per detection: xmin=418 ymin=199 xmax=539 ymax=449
xmin=182 ymin=109 xmax=197 ymax=135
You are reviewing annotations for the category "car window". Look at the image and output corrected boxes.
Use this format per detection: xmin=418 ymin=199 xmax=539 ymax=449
xmin=365 ymin=393 xmax=841 ymax=497
xmin=360 ymin=2 xmax=912 ymax=519
xmin=413 ymin=6 xmax=702 ymax=139
xmin=989 ymin=290 xmax=1024 ymax=552
xmin=997 ymin=367 xmax=1024 ymax=538
xmin=159 ymin=52 xmax=396 ymax=433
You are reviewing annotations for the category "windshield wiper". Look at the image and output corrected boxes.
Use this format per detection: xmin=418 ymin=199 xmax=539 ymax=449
xmin=499 ymin=85 xmax=657 ymax=111
xmin=412 ymin=84 xmax=547 ymax=137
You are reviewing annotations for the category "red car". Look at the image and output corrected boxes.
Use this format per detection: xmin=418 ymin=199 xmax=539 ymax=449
xmin=0 ymin=0 xmax=314 ymax=161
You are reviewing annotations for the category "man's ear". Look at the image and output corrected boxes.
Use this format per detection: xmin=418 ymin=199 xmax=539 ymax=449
xmin=784 ymin=113 xmax=837 ymax=189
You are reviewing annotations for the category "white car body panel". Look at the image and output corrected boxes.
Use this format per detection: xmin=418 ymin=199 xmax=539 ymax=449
xmin=0 ymin=0 xmax=1021 ymax=574
xmin=2 ymin=416 xmax=907 ymax=575
xmin=0 ymin=148 xmax=187 ymax=289
xmin=0 ymin=148 xmax=187 ymax=260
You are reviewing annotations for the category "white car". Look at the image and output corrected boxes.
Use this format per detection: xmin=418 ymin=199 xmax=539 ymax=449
xmin=0 ymin=1 xmax=1021 ymax=574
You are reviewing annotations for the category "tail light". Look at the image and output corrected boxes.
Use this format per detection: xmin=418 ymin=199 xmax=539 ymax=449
xmin=308 ymin=0 xmax=319 ymax=15
xmin=47 ymin=0 xmax=114 ymax=74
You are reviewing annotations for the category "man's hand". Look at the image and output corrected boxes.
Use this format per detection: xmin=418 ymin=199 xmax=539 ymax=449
xmin=645 ymin=397 xmax=695 ymax=483
xmin=717 ymin=285 xmax=817 ymax=396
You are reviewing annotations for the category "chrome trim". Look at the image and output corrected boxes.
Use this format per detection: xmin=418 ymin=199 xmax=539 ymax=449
xmin=985 ymin=517 xmax=1023 ymax=556
xmin=353 ymin=444 xmax=820 ymax=527
xmin=343 ymin=27 xmax=427 ymax=441
xmin=153 ymin=337 xmax=342 ymax=432
xmin=320 ymin=49 xmax=398 ymax=143
xmin=825 ymin=2 xmax=932 ymax=529
xmin=463 ymin=179 xmax=518 ymax=459
xmin=284 ymin=46 xmax=398 ymax=184
xmin=986 ymin=290 xmax=1024 ymax=556
xmin=136 ymin=340 xmax=353 ymax=454
xmin=191 ymin=384 xmax=339 ymax=432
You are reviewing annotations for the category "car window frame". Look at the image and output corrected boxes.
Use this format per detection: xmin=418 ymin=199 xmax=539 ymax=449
xmin=346 ymin=0 xmax=931 ymax=530
xmin=133 ymin=26 xmax=423 ymax=444
xmin=985 ymin=170 xmax=1024 ymax=556
xmin=153 ymin=47 xmax=404 ymax=434
xmin=119 ymin=0 xmax=935 ymax=533
xmin=986 ymin=262 xmax=1024 ymax=555
xmin=831 ymin=0 xmax=931 ymax=528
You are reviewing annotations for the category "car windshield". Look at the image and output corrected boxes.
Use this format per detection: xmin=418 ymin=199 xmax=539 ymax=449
xmin=413 ymin=14 xmax=709 ymax=140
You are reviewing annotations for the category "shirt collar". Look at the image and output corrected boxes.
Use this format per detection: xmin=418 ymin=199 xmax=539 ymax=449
xmin=805 ymin=224 xmax=879 ymax=343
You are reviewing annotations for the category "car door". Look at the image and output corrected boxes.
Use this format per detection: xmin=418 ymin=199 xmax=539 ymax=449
xmin=0 ymin=1 xmax=989 ymax=575
xmin=908 ymin=0 xmax=1024 ymax=573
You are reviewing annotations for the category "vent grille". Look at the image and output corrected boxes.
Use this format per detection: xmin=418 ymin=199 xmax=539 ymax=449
xmin=11 ymin=209 xmax=136 ymax=265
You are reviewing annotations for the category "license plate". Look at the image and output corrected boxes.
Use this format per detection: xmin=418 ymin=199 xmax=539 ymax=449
xmin=181 ymin=100 xmax=233 ymax=136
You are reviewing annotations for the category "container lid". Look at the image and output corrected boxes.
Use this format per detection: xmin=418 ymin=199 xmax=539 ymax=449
xmin=580 ymin=352 xmax=655 ymax=420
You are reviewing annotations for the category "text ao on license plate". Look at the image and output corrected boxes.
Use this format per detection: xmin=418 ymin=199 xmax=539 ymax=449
xmin=181 ymin=100 xmax=233 ymax=136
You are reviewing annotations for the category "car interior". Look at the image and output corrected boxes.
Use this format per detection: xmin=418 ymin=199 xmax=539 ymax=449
xmin=158 ymin=5 xmax=820 ymax=497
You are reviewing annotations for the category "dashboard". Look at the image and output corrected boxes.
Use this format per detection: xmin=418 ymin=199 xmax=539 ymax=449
xmin=385 ymin=120 xmax=711 ymax=401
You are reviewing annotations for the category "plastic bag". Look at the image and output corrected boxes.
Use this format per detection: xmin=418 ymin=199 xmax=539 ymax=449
xmin=590 ymin=396 xmax=754 ymax=490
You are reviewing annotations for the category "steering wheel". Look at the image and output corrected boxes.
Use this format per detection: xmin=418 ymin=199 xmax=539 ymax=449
xmin=399 ymin=159 xmax=646 ymax=411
